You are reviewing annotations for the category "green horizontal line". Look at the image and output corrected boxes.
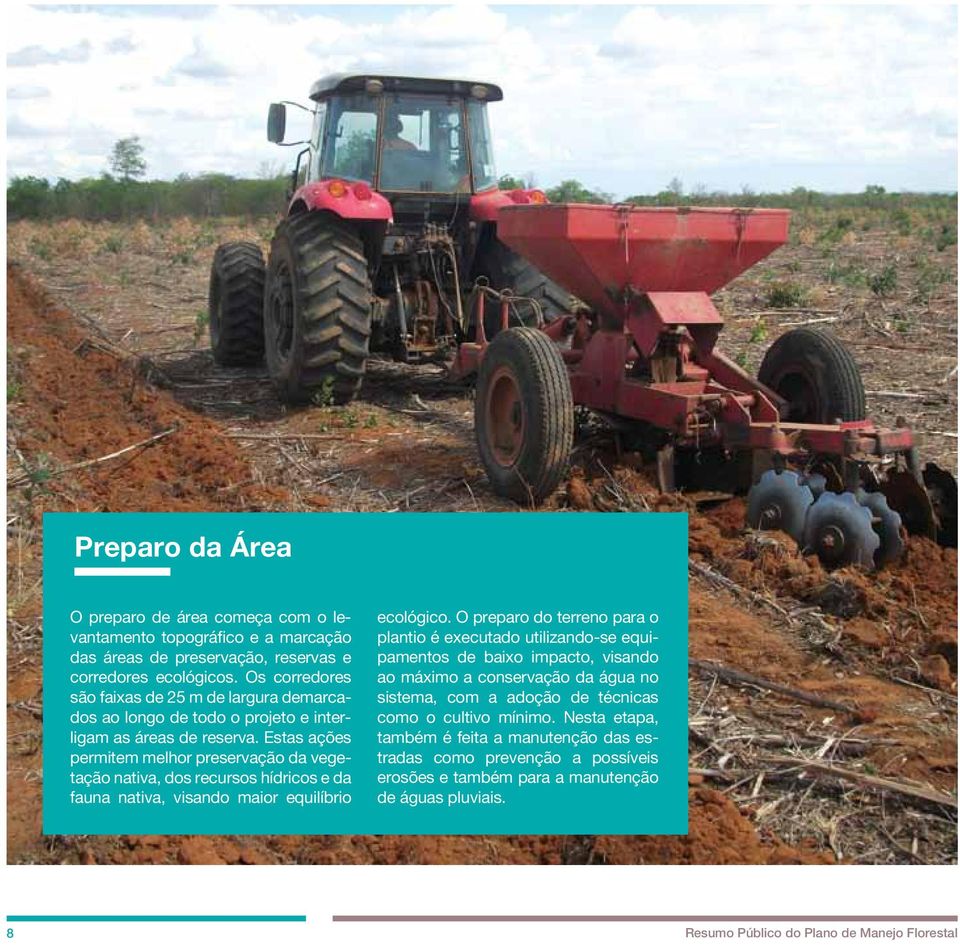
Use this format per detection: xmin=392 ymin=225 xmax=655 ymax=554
xmin=6 ymin=916 xmax=306 ymax=923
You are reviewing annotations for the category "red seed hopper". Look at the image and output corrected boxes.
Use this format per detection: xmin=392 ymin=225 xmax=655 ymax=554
xmin=462 ymin=203 xmax=956 ymax=568
xmin=497 ymin=203 xmax=790 ymax=316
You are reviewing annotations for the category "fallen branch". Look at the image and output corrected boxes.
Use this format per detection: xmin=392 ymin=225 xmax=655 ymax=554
xmin=688 ymin=558 xmax=789 ymax=618
xmin=689 ymin=657 xmax=862 ymax=716
xmin=136 ymin=324 xmax=195 ymax=336
xmin=881 ymin=827 xmax=926 ymax=865
xmin=761 ymin=754 xmax=958 ymax=811
xmin=8 ymin=427 xmax=178 ymax=488
xmin=780 ymin=316 xmax=840 ymax=327
xmin=864 ymin=390 xmax=927 ymax=400
xmin=888 ymin=675 xmax=958 ymax=704
xmin=216 ymin=478 xmax=256 ymax=494
xmin=748 ymin=309 xmax=839 ymax=318
xmin=597 ymin=459 xmax=650 ymax=511
xmin=689 ymin=767 xmax=734 ymax=782
xmin=151 ymin=347 xmax=213 ymax=357
xmin=226 ymin=432 xmax=380 ymax=442
xmin=72 ymin=336 xmax=129 ymax=360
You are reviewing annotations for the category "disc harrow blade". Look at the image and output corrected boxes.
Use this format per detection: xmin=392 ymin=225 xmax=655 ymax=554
xmin=881 ymin=470 xmax=937 ymax=542
xmin=746 ymin=469 xmax=814 ymax=544
xmin=923 ymin=463 xmax=958 ymax=549
xmin=802 ymin=490 xmax=880 ymax=569
xmin=801 ymin=473 xmax=827 ymax=499
xmin=858 ymin=490 xmax=905 ymax=568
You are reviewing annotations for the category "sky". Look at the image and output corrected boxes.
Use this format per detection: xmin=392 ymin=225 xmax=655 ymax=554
xmin=5 ymin=3 xmax=958 ymax=197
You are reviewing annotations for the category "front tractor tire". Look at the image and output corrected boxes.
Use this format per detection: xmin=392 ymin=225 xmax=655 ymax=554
xmin=475 ymin=327 xmax=574 ymax=503
xmin=264 ymin=215 xmax=372 ymax=404
xmin=208 ymin=242 xmax=266 ymax=366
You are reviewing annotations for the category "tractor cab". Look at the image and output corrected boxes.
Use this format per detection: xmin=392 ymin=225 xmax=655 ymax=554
xmin=270 ymin=74 xmax=502 ymax=205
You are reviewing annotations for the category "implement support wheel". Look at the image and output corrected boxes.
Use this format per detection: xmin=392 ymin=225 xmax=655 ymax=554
xmin=758 ymin=327 xmax=865 ymax=423
xmin=475 ymin=327 xmax=573 ymax=503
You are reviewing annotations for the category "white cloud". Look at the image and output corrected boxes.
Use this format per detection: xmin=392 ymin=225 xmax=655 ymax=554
xmin=3 ymin=4 xmax=956 ymax=193
xmin=170 ymin=39 xmax=236 ymax=81
xmin=7 ymin=84 xmax=50 ymax=100
xmin=8 ymin=38 xmax=92 ymax=67
xmin=105 ymin=34 xmax=138 ymax=55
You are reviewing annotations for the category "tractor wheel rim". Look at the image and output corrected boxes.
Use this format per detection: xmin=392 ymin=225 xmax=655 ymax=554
xmin=268 ymin=262 xmax=295 ymax=360
xmin=485 ymin=366 xmax=525 ymax=466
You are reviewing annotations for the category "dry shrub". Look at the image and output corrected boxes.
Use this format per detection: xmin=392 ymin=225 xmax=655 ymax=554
xmin=807 ymin=285 xmax=832 ymax=307
xmin=217 ymin=216 xmax=272 ymax=247
xmin=127 ymin=220 xmax=156 ymax=253
xmin=7 ymin=221 xmax=42 ymax=257
xmin=219 ymin=224 xmax=262 ymax=245
xmin=47 ymin=219 xmax=98 ymax=258
xmin=166 ymin=216 xmax=201 ymax=248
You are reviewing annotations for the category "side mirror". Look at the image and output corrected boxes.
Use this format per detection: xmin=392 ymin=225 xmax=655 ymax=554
xmin=267 ymin=103 xmax=286 ymax=144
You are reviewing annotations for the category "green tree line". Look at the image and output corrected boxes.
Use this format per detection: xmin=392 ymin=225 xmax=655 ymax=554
xmin=620 ymin=181 xmax=957 ymax=213
xmin=7 ymin=135 xmax=294 ymax=221
xmin=7 ymin=173 xmax=289 ymax=221
xmin=501 ymin=174 xmax=956 ymax=213
xmin=7 ymin=171 xmax=955 ymax=222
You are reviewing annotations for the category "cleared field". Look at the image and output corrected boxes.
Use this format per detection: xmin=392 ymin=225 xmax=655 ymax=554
xmin=7 ymin=203 xmax=958 ymax=865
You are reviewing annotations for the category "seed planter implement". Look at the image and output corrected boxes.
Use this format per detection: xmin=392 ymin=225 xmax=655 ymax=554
xmin=469 ymin=203 xmax=956 ymax=568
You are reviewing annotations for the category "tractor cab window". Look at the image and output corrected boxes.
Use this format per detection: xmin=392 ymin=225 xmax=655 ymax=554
xmin=308 ymin=102 xmax=327 ymax=180
xmin=322 ymin=93 xmax=378 ymax=183
xmin=379 ymin=94 xmax=469 ymax=194
xmin=467 ymin=100 xmax=497 ymax=192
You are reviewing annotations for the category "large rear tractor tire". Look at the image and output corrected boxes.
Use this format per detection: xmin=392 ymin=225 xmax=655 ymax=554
xmin=476 ymin=238 xmax=573 ymax=335
xmin=475 ymin=327 xmax=574 ymax=503
xmin=264 ymin=215 xmax=372 ymax=404
xmin=758 ymin=328 xmax=865 ymax=423
xmin=208 ymin=242 xmax=265 ymax=366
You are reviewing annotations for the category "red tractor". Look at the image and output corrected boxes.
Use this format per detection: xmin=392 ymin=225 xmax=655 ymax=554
xmin=208 ymin=74 xmax=568 ymax=403
xmin=209 ymin=73 xmax=956 ymax=568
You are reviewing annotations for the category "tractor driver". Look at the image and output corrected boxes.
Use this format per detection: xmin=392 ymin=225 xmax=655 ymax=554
xmin=383 ymin=111 xmax=417 ymax=151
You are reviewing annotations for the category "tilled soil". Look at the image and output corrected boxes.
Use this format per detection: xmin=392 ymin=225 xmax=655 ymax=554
xmin=6 ymin=213 xmax=958 ymax=865
xmin=6 ymin=266 xmax=285 ymax=512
